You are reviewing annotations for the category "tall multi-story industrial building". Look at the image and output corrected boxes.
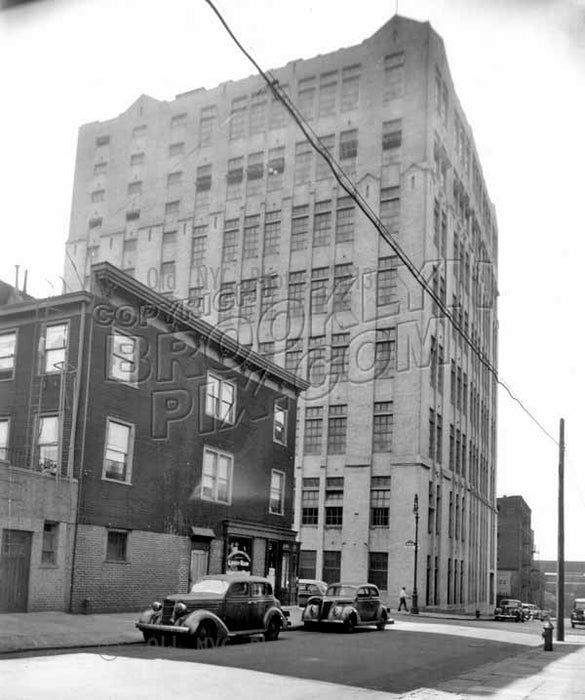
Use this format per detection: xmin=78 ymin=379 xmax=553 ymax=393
xmin=64 ymin=15 xmax=498 ymax=611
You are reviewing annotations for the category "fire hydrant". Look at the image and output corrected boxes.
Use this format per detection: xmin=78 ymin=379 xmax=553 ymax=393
xmin=542 ymin=620 xmax=554 ymax=651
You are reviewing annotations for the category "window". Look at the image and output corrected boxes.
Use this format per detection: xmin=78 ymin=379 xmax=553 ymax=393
xmin=288 ymin=270 xmax=306 ymax=318
xmin=339 ymin=129 xmax=358 ymax=171
xmin=285 ymin=346 xmax=302 ymax=374
xmin=380 ymin=187 xmax=400 ymax=236
xmin=199 ymin=105 xmax=216 ymax=146
xmin=230 ymin=96 xmax=248 ymax=139
xmin=95 ymin=135 xmax=110 ymax=147
xmin=371 ymin=476 xmax=391 ymax=527
xmin=333 ymin=264 xmax=353 ymax=311
xmin=108 ymin=332 xmax=138 ymax=384
xmin=246 ymin=152 xmax=264 ymax=196
xmin=91 ymin=189 xmax=105 ymax=203
xmin=330 ymin=333 xmax=349 ymax=382
xmin=258 ymin=342 xmax=275 ymax=361
xmin=36 ymin=415 xmax=59 ymax=471
xmin=374 ymin=328 xmax=396 ymax=377
xmin=322 ymin=550 xmax=341 ymax=583
xmin=41 ymin=323 xmax=68 ymax=373
xmin=373 ymin=402 xmax=393 ymax=452
xmin=377 ymin=256 xmax=397 ymax=306
xmin=335 ymin=197 xmax=355 ymax=243
xmin=315 ymin=134 xmax=334 ymax=180
xmin=294 ymin=141 xmax=313 ymax=185
xmin=167 ymin=171 xmax=183 ymax=188
xmin=368 ymin=552 xmax=388 ymax=590
xmin=106 ymin=530 xmax=128 ymax=562
xmin=303 ymin=407 xmax=323 ymax=454
xmin=89 ymin=217 xmax=103 ymax=230
xmin=93 ymin=161 xmax=107 ymax=176
xmin=263 ymin=210 xmax=281 ymax=255
xmin=340 ymin=64 xmax=360 ymax=111
xmin=242 ymin=215 xmax=259 ymax=258
xmin=319 ymin=71 xmax=337 ymax=116
xmin=222 ymin=218 xmax=239 ymax=264
xmin=202 ymin=446 xmax=233 ymax=504
xmin=307 ymin=336 xmax=327 ymax=386
xmin=273 ymin=404 xmax=287 ymax=444
xmin=384 ymin=52 xmax=404 ymax=102
xmin=327 ymin=405 xmax=347 ymax=454
xmin=168 ymin=142 xmax=184 ymax=157
xmin=310 ymin=267 xmax=329 ymax=314
xmin=269 ymin=85 xmax=288 ymax=128
xmin=0 ymin=331 xmax=17 ymax=380
xmin=249 ymin=93 xmax=267 ymax=135
xmin=170 ymin=113 xmax=187 ymax=128
xmin=299 ymin=550 xmax=317 ymax=578
xmin=313 ymin=200 xmax=332 ymax=247
xmin=126 ymin=209 xmax=140 ymax=221
xmin=130 ymin=152 xmax=144 ymax=166
xmin=290 ymin=205 xmax=309 ymax=251
xmin=260 ymin=275 xmax=278 ymax=314
xmin=205 ymin=373 xmax=235 ymax=423
xmin=41 ymin=522 xmax=58 ymax=565
xmin=382 ymin=119 xmax=402 ymax=158
xmin=226 ymin=156 xmax=244 ymax=199
xmin=103 ymin=419 xmax=133 ymax=483
xmin=267 ymin=147 xmax=285 ymax=191
xmin=0 ymin=418 xmax=8 ymax=459
xmin=297 ymin=76 xmax=316 ymax=118
xmin=165 ymin=200 xmax=180 ymax=216
xmin=301 ymin=478 xmax=320 ymax=525
xmin=269 ymin=469 xmax=285 ymax=515
xmin=239 ymin=278 xmax=257 ymax=318
xmin=325 ymin=477 xmax=344 ymax=526
xmin=127 ymin=181 xmax=142 ymax=196
xmin=191 ymin=234 xmax=207 ymax=267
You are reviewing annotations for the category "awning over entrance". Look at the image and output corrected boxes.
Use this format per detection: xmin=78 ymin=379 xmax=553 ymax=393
xmin=191 ymin=527 xmax=216 ymax=539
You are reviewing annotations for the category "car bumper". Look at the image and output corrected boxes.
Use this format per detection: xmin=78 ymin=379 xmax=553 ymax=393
xmin=136 ymin=622 xmax=190 ymax=635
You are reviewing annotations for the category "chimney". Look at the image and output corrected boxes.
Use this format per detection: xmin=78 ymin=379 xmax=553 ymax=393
xmin=23 ymin=269 xmax=28 ymax=295
xmin=15 ymin=264 xmax=20 ymax=291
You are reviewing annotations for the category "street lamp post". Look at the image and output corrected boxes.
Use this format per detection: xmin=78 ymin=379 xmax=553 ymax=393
xmin=412 ymin=494 xmax=419 ymax=614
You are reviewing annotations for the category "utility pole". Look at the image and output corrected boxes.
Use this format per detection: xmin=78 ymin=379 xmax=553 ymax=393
xmin=412 ymin=494 xmax=419 ymax=614
xmin=557 ymin=418 xmax=565 ymax=641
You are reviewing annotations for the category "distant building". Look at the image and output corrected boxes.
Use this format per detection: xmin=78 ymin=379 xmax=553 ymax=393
xmin=0 ymin=264 xmax=307 ymax=612
xmin=64 ymin=15 xmax=499 ymax=611
xmin=535 ymin=560 xmax=585 ymax=612
xmin=496 ymin=495 xmax=542 ymax=604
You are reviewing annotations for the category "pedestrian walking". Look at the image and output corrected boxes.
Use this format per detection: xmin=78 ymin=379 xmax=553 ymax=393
xmin=398 ymin=586 xmax=408 ymax=612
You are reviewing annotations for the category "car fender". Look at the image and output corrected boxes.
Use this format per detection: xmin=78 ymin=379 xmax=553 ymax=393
xmin=138 ymin=608 xmax=161 ymax=625
xmin=376 ymin=605 xmax=388 ymax=621
xmin=182 ymin=610 xmax=230 ymax=639
xmin=263 ymin=605 xmax=286 ymax=628
xmin=340 ymin=605 xmax=361 ymax=624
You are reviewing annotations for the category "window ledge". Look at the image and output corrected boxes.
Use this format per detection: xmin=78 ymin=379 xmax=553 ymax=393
xmin=104 ymin=559 xmax=130 ymax=564
xmin=101 ymin=477 xmax=133 ymax=486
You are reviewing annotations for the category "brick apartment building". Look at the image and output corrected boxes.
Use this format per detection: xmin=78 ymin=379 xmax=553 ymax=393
xmin=0 ymin=264 xmax=307 ymax=612
xmin=63 ymin=15 xmax=498 ymax=610
xmin=496 ymin=495 xmax=542 ymax=605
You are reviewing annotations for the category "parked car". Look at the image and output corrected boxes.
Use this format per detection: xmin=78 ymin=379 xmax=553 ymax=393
xmin=571 ymin=598 xmax=585 ymax=629
xmin=136 ymin=574 xmax=287 ymax=647
xmin=302 ymin=583 xmax=389 ymax=632
xmin=494 ymin=598 xmax=525 ymax=622
xmin=521 ymin=603 xmax=542 ymax=621
xmin=297 ymin=579 xmax=327 ymax=608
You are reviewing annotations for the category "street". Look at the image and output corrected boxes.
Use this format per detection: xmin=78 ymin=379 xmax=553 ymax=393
xmin=5 ymin=616 xmax=584 ymax=698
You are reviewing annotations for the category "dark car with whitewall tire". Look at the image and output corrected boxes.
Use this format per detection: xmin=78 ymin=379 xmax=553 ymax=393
xmin=494 ymin=598 xmax=525 ymax=622
xmin=136 ymin=575 xmax=287 ymax=647
xmin=302 ymin=583 xmax=390 ymax=632
xmin=571 ymin=598 xmax=585 ymax=629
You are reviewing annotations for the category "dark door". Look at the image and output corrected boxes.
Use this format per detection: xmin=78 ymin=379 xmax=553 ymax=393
xmin=0 ymin=530 xmax=33 ymax=612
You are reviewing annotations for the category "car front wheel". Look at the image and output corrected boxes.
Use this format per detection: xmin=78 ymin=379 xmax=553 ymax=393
xmin=344 ymin=615 xmax=356 ymax=633
xmin=264 ymin=616 xmax=281 ymax=641
xmin=194 ymin=621 xmax=217 ymax=649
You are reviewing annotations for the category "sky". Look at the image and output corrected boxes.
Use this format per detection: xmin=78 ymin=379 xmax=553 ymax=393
xmin=1 ymin=0 xmax=584 ymax=560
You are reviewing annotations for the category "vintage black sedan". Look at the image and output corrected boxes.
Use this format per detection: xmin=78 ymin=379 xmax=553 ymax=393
xmin=136 ymin=574 xmax=287 ymax=647
xmin=302 ymin=583 xmax=389 ymax=632
xmin=571 ymin=598 xmax=585 ymax=629
xmin=494 ymin=598 xmax=525 ymax=622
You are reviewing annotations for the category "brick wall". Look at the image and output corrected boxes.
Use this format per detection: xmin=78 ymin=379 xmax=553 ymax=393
xmin=70 ymin=524 xmax=190 ymax=613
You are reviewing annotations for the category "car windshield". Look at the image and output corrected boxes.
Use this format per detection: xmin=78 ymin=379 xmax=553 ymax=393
xmin=574 ymin=600 xmax=585 ymax=610
xmin=326 ymin=585 xmax=357 ymax=597
xmin=190 ymin=579 xmax=230 ymax=595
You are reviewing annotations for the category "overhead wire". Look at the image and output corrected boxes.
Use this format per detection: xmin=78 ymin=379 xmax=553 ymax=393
xmin=203 ymin=0 xmax=558 ymax=446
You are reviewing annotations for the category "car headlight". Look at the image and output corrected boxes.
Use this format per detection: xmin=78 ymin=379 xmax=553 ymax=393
xmin=175 ymin=602 xmax=187 ymax=616
xmin=333 ymin=606 xmax=342 ymax=617
xmin=152 ymin=601 xmax=162 ymax=611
